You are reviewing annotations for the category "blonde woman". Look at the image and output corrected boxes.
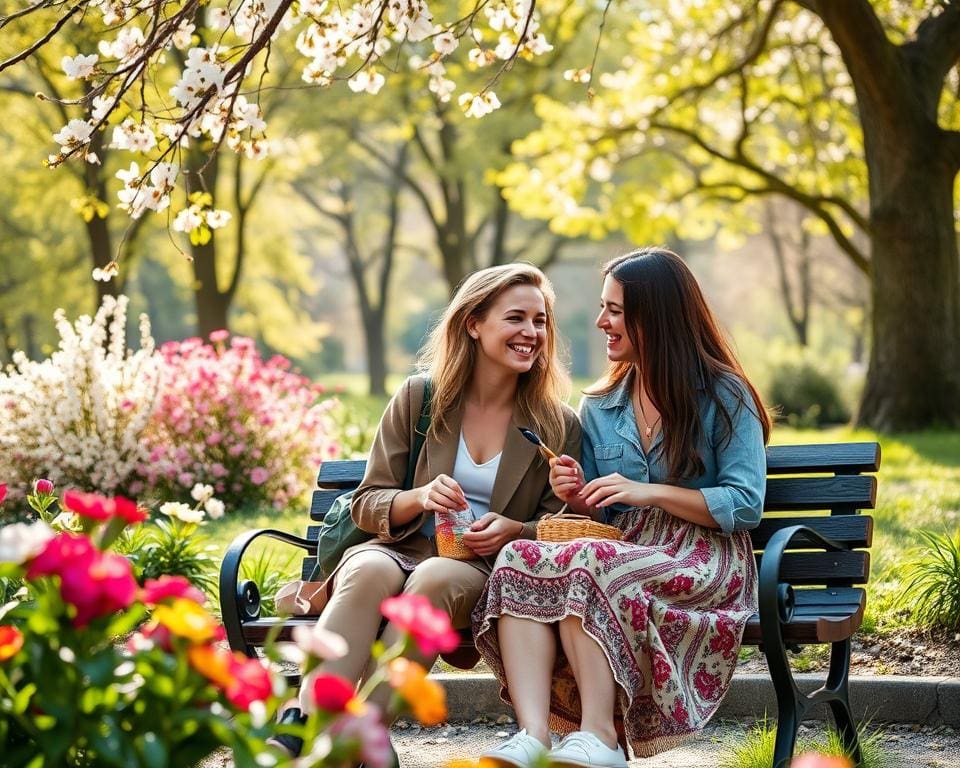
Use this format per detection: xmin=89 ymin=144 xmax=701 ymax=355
xmin=272 ymin=263 xmax=580 ymax=760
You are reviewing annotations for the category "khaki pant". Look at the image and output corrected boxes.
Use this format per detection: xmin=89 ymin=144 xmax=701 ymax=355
xmin=298 ymin=550 xmax=487 ymax=710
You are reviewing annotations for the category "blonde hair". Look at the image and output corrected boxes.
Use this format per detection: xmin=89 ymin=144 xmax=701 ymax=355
xmin=418 ymin=263 xmax=570 ymax=450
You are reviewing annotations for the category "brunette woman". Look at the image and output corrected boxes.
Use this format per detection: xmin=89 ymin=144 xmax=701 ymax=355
xmin=475 ymin=248 xmax=770 ymax=767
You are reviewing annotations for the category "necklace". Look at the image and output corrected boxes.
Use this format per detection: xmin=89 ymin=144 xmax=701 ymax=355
xmin=633 ymin=381 xmax=662 ymax=440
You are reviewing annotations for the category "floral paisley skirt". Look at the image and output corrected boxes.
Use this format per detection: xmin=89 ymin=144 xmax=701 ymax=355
xmin=472 ymin=506 xmax=757 ymax=758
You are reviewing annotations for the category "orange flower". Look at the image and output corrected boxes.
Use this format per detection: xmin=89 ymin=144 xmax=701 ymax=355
xmin=152 ymin=598 xmax=221 ymax=644
xmin=188 ymin=645 xmax=234 ymax=689
xmin=0 ymin=626 xmax=23 ymax=661
xmin=387 ymin=657 xmax=447 ymax=726
xmin=792 ymin=755 xmax=853 ymax=768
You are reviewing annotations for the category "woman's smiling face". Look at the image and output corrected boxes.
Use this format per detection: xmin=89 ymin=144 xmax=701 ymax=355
xmin=596 ymin=275 xmax=640 ymax=364
xmin=468 ymin=284 xmax=548 ymax=374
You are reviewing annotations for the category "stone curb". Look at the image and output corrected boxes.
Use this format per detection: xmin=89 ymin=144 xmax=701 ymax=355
xmin=434 ymin=673 xmax=960 ymax=727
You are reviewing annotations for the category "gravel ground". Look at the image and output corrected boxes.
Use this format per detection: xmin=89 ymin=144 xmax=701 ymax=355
xmin=391 ymin=718 xmax=960 ymax=767
xmin=202 ymin=718 xmax=960 ymax=767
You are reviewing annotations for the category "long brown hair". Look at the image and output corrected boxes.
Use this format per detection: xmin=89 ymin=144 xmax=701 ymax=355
xmin=586 ymin=247 xmax=771 ymax=481
xmin=418 ymin=263 xmax=570 ymax=450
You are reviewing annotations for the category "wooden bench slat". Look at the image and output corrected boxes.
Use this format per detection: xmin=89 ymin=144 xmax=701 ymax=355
xmin=761 ymin=551 xmax=870 ymax=585
xmin=310 ymin=489 xmax=350 ymax=520
xmin=750 ymin=516 xmax=873 ymax=549
xmin=763 ymin=475 xmax=877 ymax=511
xmin=317 ymin=460 xmax=367 ymax=487
xmin=765 ymin=443 xmax=880 ymax=475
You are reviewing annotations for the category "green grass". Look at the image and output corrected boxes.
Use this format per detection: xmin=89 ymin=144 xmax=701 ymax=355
xmin=719 ymin=718 xmax=890 ymax=768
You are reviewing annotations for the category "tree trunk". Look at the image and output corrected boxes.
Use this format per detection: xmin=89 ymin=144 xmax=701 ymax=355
xmin=187 ymin=151 xmax=230 ymax=337
xmin=362 ymin=309 xmax=387 ymax=397
xmin=857 ymin=132 xmax=960 ymax=429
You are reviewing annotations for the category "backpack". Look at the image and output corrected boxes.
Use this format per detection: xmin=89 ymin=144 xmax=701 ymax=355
xmin=313 ymin=378 xmax=432 ymax=578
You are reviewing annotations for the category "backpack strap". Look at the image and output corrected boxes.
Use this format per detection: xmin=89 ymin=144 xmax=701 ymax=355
xmin=403 ymin=376 xmax=432 ymax=490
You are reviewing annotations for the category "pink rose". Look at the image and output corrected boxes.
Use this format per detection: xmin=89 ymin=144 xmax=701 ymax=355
xmin=249 ymin=467 xmax=269 ymax=486
xmin=380 ymin=594 xmax=459 ymax=657
xmin=34 ymin=479 xmax=54 ymax=494
xmin=141 ymin=575 xmax=207 ymax=606
xmin=209 ymin=329 xmax=230 ymax=343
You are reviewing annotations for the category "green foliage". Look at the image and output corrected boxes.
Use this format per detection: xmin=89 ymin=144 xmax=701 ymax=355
xmin=719 ymin=718 xmax=889 ymax=768
xmin=118 ymin=518 xmax=219 ymax=596
xmin=769 ymin=360 xmax=850 ymax=427
xmin=900 ymin=528 xmax=960 ymax=631
xmin=324 ymin=397 xmax=380 ymax=459
xmin=239 ymin=548 xmax=297 ymax=618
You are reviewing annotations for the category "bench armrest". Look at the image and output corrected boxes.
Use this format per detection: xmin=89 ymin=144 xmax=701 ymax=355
xmin=218 ymin=528 xmax=317 ymax=656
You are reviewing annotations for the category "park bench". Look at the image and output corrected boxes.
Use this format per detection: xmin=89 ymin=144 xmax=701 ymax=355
xmin=220 ymin=441 xmax=880 ymax=767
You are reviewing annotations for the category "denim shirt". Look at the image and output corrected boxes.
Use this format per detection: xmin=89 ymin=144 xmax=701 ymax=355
xmin=578 ymin=371 xmax=766 ymax=535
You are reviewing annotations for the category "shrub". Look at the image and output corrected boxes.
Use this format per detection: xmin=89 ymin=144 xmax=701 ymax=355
xmin=139 ymin=332 xmax=341 ymax=512
xmin=900 ymin=528 xmax=960 ymax=631
xmin=0 ymin=485 xmax=456 ymax=766
xmin=768 ymin=359 xmax=850 ymax=427
xmin=0 ymin=296 xmax=159 ymax=513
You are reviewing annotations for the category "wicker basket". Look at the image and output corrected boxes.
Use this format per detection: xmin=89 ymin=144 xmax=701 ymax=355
xmin=436 ymin=529 xmax=478 ymax=560
xmin=536 ymin=513 xmax=623 ymax=543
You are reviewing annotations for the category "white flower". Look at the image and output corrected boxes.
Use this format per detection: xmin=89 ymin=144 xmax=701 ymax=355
xmin=92 ymin=262 xmax=120 ymax=282
xmin=233 ymin=97 xmax=267 ymax=132
xmin=0 ymin=521 xmax=53 ymax=564
xmin=468 ymin=48 xmax=494 ymax=67
xmin=85 ymin=152 xmax=101 ymax=165
xmin=159 ymin=501 xmax=204 ymax=523
xmin=191 ymin=483 xmax=214 ymax=502
xmin=428 ymin=75 xmax=455 ymax=102
xmin=149 ymin=162 xmax=178 ymax=190
xmin=433 ymin=30 xmax=458 ymax=55
xmin=171 ymin=21 xmax=195 ymax=50
xmin=459 ymin=91 xmax=501 ymax=118
xmin=292 ymin=624 xmax=348 ymax=660
xmin=347 ymin=69 xmax=385 ymax=94
xmin=173 ymin=206 xmax=204 ymax=232
xmin=204 ymin=498 xmax=225 ymax=519
xmin=62 ymin=53 xmax=98 ymax=79
xmin=205 ymin=209 xmax=232 ymax=229
xmin=52 ymin=119 xmax=94 ymax=152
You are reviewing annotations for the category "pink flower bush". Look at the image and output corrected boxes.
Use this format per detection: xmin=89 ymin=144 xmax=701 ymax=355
xmin=139 ymin=332 xmax=340 ymax=511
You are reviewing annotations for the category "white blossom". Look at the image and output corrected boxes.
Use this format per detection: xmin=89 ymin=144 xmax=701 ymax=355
xmin=62 ymin=53 xmax=98 ymax=79
xmin=459 ymin=91 xmax=501 ymax=118
xmin=52 ymin=119 xmax=94 ymax=152
xmin=347 ymin=69 xmax=385 ymax=94
xmin=205 ymin=209 xmax=232 ymax=229
xmin=191 ymin=483 xmax=214 ymax=502
xmin=0 ymin=521 xmax=53 ymax=565
xmin=204 ymin=498 xmax=225 ymax=519
xmin=159 ymin=501 xmax=204 ymax=523
xmin=432 ymin=29 xmax=458 ymax=55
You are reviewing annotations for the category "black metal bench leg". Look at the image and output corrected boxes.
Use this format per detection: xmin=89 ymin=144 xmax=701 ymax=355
xmin=772 ymin=694 xmax=801 ymax=768
xmin=826 ymin=639 xmax=862 ymax=766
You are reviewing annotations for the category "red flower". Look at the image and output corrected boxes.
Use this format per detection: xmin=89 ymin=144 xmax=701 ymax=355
xmin=0 ymin=483 xmax=6 ymax=505
xmin=113 ymin=496 xmax=148 ymax=523
xmin=651 ymin=651 xmax=673 ymax=687
xmin=224 ymin=655 xmax=272 ymax=710
xmin=141 ymin=575 xmax=206 ymax=606
xmin=660 ymin=575 xmax=694 ymax=596
xmin=693 ymin=665 xmax=722 ymax=701
xmin=62 ymin=491 xmax=146 ymax=524
xmin=0 ymin=626 xmax=23 ymax=661
xmin=554 ymin=542 xmax=583 ymax=568
xmin=63 ymin=490 xmax=114 ymax=520
xmin=512 ymin=540 xmax=542 ymax=569
xmin=34 ymin=479 xmax=54 ymax=494
xmin=380 ymin=594 xmax=459 ymax=657
xmin=310 ymin=672 xmax=356 ymax=713
xmin=619 ymin=595 xmax=648 ymax=632
xmin=708 ymin=616 xmax=737 ymax=660
xmin=27 ymin=533 xmax=97 ymax=579
xmin=60 ymin=552 xmax=138 ymax=627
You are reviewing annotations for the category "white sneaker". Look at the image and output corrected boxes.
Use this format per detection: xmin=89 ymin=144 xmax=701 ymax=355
xmin=480 ymin=729 xmax=549 ymax=768
xmin=548 ymin=731 xmax=628 ymax=768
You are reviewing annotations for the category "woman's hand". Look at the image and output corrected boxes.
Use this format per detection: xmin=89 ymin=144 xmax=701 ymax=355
xmin=549 ymin=454 xmax=584 ymax=502
xmin=580 ymin=473 xmax=656 ymax=509
xmin=461 ymin=513 xmax=523 ymax=557
xmin=418 ymin=474 xmax=468 ymax=513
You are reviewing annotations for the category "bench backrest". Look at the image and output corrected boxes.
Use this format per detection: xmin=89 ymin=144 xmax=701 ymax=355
xmin=301 ymin=443 xmax=880 ymax=588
